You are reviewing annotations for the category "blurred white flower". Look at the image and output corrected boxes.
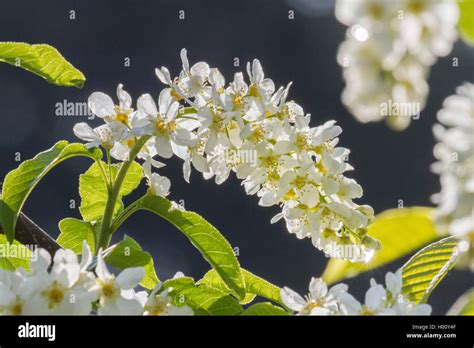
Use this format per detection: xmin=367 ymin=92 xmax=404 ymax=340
xmin=396 ymin=0 xmax=459 ymax=65
xmin=336 ymin=0 xmax=459 ymax=130
xmin=432 ymin=82 xmax=474 ymax=241
xmin=0 ymin=267 xmax=36 ymax=315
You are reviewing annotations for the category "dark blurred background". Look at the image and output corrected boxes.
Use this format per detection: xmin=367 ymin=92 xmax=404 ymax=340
xmin=0 ymin=0 xmax=472 ymax=314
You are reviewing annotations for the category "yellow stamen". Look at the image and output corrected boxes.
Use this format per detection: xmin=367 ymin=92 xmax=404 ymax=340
xmin=155 ymin=119 xmax=167 ymax=133
xmin=360 ymin=306 xmax=376 ymax=315
xmin=127 ymin=138 xmax=136 ymax=148
xmin=368 ymin=3 xmax=383 ymax=19
xmin=250 ymin=126 xmax=265 ymax=143
xmin=300 ymin=298 xmax=325 ymax=315
xmin=407 ymin=0 xmax=425 ymax=14
xmin=116 ymin=113 xmax=129 ymax=123
xmin=316 ymin=160 xmax=327 ymax=174
xmin=233 ymin=94 xmax=243 ymax=107
xmin=291 ymin=176 xmax=306 ymax=189
xmin=249 ymin=84 xmax=260 ymax=98
xmin=267 ymin=171 xmax=280 ymax=182
xmin=168 ymin=120 xmax=177 ymax=132
xmin=11 ymin=301 xmax=22 ymax=315
xmin=284 ymin=189 xmax=298 ymax=201
xmin=170 ymin=89 xmax=183 ymax=101
xmin=42 ymin=282 xmax=65 ymax=309
xmin=101 ymin=282 xmax=118 ymax=299
xmin=146 ymin=299 xmax=168 ymax=316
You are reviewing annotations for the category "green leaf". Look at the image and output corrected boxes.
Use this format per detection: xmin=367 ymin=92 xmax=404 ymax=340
xmin=0 ymin=235 xmax=32 ymax=271
xmin=198 ymin=269 xmax=255 ymax=304
xmin=163 ymin=277 xmax=243 ymax=315
xmin=242 ymin=302 xmax=289 ymax=316
xmin=197 ymin=268 xmax=283 ymax=306
xmin=163 ymin=276 xmax=196 ymax=293
xmin=123 ymin=194 xmax=245 ymax=299
xmin=0 ymin=42 xmax=86 ymax=88
xmin=57 ymin=218 xmax=95 ymax=254
xmin=79 ymin=161 xmax=142 ymax=222
xmin=179 ymin=107 xmax=198 ymax=116
xmin=458 ymin=0 xmax=474 ymax=45
xmin=402 ymin=236 xmax=463 ymax=304
xmin=179 ymin=286 xmax=243 ymax=316
xmin=447 ymin=289 xmax=474 ymax=315
xmin=105 ymin=235 xmax=159 ymax=289
xmin=0 ymin=141 xmax=102 ymax=243
xmin=322 ymin=207 xmax=441 ymax=284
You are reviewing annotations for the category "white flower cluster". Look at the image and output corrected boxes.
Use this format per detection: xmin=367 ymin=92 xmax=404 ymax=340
xmin=431 ymin=82 xmax=474 ymax=242
xmin=281 ymin=270 xmax=431 ymax=315
xmin=0 ymin=242 xmax=192 ymax=316
xmin=73 ymin=49 xmax=378 ymax=262
xmin=336 ymin=0 xmax=459 ymax=130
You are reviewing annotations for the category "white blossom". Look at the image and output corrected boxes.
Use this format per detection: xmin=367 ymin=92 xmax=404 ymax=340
xmin=281 ymin=277 xmax=350 ymax=315
xmin=355 ymin=270 xmax=432 ymax=315
xmin=88 ymin=84 xmax=134 ymax=127
xmin=73 ymin=122 xmax=126 ymax=150
xmin=143 ymin=156 xmax=171 ymax=197
xmin=282 ymin=271 xmax=432 ymax=316
xmin=135 ymin=90 xmax=197 ymax=159
xmin=143 ymin=272 xmax=193 ymax=316
xmin=94 ymin=249 xmax=145 ymax=315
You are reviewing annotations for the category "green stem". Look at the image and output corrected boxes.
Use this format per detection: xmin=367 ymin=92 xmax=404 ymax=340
xmin=95 ymin=136 xmax=150 ymax=254
xmin=96 ymin=159 xmax=110 ymax=189
xmin=110 ymin=197 xmax=143 ymax=234
xmin=106 ymin=149 xmax=113 ymax=188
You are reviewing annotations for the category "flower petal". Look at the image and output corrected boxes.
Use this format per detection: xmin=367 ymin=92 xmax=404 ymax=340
xmin=117 ymin=83 xmax=132 ymax=110
xmin=116 ymin=267 xmax=145 ymax=290
xmin=88 ymin=92 xmax=115 ymax=118
xmin=309 ymin=277 xmax=328 ymax=299
xmin=280 ymin=287 xmax=306 ymax=312
xmin=137 ymin=93 xmax=158 ymax=116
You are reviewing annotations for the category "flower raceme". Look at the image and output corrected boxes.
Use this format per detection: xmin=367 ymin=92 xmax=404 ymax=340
xmin=336 ymin=0 xmax=459 ymax=130
xmin=73 ymin=49 xmax=379 ymax=263
xmin=431 ymin=82 xmax=473 ymax=268
xmin=0 ymin=243 xmax=193 ymax=316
